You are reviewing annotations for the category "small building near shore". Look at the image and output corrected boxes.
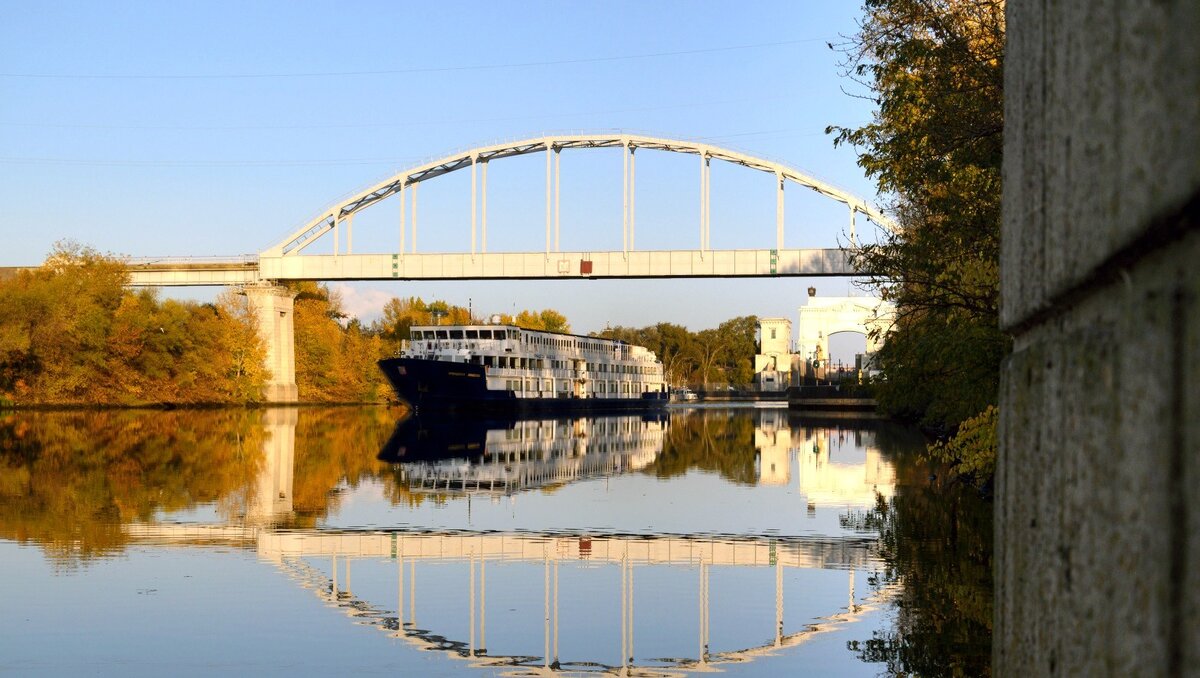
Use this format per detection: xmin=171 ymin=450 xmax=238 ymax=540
xmin=753 ymin=317 xmax=801 ymax=391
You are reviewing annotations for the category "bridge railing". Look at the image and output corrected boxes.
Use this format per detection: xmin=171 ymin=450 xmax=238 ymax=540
xmin=125 ymin=254 xmax=259 ymax=265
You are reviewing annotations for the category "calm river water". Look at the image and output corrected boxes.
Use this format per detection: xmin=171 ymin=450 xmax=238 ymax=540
xmin=0 ymin=406 xmax=991 ymax=676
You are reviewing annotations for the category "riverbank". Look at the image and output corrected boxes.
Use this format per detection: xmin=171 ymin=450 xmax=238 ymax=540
xmin=1 ymin=399 xmax=402 ymax=412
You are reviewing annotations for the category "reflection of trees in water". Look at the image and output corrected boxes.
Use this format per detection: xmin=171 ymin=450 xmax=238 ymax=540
xmin=288 ymin=407 xmax=401 ymax=525
xmin=0 ymin=407 xmax=405 ymax=564
xmin=0 ymin=410 xmax=267 ymax=566
xmin=842 ymin=451 xmax=993 ymax=676
xmin=648 ymin=409 xmax=758 ymax=484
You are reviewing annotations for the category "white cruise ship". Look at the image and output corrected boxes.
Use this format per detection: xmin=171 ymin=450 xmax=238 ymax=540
xmin=378 ymin=324 xmax=669 ymax=413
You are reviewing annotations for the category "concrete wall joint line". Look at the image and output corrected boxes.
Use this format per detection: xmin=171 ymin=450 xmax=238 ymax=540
xmin=1002 ymin=190 xmax=1200 ymax=336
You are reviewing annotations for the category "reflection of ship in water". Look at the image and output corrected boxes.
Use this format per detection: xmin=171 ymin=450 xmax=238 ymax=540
xmin=379 ymin=414 xmax=666 ymax=495
xmin=754 ymin=409 xmax=897 ymax=507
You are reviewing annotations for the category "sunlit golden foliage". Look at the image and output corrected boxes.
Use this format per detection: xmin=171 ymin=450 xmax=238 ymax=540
xmin=510 ymin=309 xmax=570 ymax=333
xmin=0 ymin=242 xmax=267 ymax=404
xmin=373 ymin=296 xmax=473 ymax=351
xmin=928 ymin=404 xmax=997 ymax=481
xmin=290 ymin=282 xmax=388 ymax=402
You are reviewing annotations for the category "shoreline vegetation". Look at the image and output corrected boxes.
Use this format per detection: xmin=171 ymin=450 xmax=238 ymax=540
xmin=831 ymin=0 xmax=1007 ymax=485
xmin=1 ymin=242 xmax=761 ymax=410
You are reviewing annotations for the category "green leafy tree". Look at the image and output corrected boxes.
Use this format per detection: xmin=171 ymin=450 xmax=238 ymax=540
xmin=831 ymin=0 xmax=1009 ymax=454
xmin=692 ymin=329 xmax=727 ymax=391
xmin=716 ymin=316 xmax=758 ymax=387
xmin=596 ymin=316 xmax=757 ymax=389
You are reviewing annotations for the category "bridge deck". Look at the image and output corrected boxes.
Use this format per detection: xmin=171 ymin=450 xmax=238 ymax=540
xmin=125 ymin=248 xmax=859 ymax=286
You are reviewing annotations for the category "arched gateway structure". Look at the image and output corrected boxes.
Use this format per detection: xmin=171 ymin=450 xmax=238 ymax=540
xmin=796 ymin=295 xmax=896 ymax=376
xmin=121 ymin=133 xmax=895 ymax=400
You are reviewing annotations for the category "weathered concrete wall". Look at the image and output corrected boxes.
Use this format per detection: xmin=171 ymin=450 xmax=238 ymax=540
xmin=999 ymin=0 xmax=1199 ymax=674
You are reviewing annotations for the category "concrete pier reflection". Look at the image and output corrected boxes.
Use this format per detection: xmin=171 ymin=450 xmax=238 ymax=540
xmin=245 ymin=407 xmax=296 ymax=523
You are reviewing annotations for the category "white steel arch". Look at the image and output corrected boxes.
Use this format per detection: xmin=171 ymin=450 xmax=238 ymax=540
xmin=263 ymin=133 xmax=895 ymax=258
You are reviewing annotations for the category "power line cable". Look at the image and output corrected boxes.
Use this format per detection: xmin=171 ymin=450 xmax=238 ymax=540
xmin=0 ymin=38 xmax=821 ymax=80
xmin=0 ymin=96 xmax=792 ymax=131
xmin=0 ymin=156 xmax=418 ymax=167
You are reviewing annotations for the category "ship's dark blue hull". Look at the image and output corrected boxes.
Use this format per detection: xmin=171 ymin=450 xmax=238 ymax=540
xmin=378 ymin=357 xmax=669 ymax=415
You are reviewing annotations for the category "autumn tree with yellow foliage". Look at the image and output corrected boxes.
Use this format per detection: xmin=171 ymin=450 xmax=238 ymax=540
xmin=290 ymin=282 xmax=389 ymax=402
xmin=372 ymin=296 xmax=473 ymax=352
xmin=0 ymin=242 xmax=267 ymax=405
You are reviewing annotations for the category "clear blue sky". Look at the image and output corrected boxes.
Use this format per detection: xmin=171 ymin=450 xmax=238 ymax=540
xmin=0 ymin=1 xmax=882 ymax=359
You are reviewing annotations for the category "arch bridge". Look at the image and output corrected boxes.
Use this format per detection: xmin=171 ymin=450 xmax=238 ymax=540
xmin=127 ymin=133 xmax=893 ymax=287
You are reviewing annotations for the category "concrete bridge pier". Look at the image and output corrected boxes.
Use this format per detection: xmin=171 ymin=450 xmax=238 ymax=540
xmin=243 ymin=283 xmax=298 ymax=403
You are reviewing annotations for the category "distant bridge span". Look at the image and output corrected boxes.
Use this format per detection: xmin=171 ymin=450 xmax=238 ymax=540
xmin=125 ymin=133 xmax=892 ymax=287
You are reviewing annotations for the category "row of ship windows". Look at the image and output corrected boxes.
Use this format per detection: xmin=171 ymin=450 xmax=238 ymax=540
xmin=502 ymin=379 xmax=656 ymax=394
xmin=499 ymin=423 xmax=652 ymax=439
xmin=415 ymin=340 xmax=637 ymax=361
xmin=487 ymin=441 xmax=654 ymax=453
xmin=493 ymin=420 xmax=658 ymax=440
xmin=527 ymin=333 xmax=614 ymax=353
xmin=412 ymin=329 xmax=518 ymax=341
xmin=475 ymin=355 xmax=659 ymax=374
xmin=411 ymin=329 xmax=619 ymax=354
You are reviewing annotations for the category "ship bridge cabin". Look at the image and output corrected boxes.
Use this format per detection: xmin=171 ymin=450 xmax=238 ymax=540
xmin=401 ymin=325 xmax=666 ymax=400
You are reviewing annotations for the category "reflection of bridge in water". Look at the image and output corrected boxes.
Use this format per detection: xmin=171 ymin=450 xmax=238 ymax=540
xmin=127 ymin=522 xmax=883 ymax=675
xmin=124 ymin=409 xmax=896 ymax=674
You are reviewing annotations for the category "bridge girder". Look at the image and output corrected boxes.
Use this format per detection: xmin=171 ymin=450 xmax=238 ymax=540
xmin=122 ymin=247 xmax=868 ymax=286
